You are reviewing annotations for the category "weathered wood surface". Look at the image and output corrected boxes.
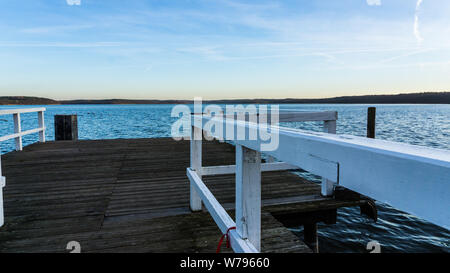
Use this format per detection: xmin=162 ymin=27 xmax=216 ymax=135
xmin=54 ymin=115 xmax=78 ymax=141
xmin=367 ymin=107 xmax=376 ymax=139
xmin=0 ymin=138 xmax=365 ymax=253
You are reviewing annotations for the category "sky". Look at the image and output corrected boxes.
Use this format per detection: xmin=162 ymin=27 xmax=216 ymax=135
xmin=0 ymin=0 xmax=450 ymax=100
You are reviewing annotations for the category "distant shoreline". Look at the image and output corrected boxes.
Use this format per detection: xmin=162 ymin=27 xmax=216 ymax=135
xmin=1 ymin=92 xmax=449 ymax=105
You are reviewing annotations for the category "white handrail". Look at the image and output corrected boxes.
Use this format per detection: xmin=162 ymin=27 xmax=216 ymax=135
xmin=201 ymin=110 xmax=338 ymax=196
xmin=0 ymin=107 xmax=46 ymax=115
xmin=188 ymin=111 xmax=450 ymax=252
xmin=187 ymin=168 xmax=258 ymax=252
xmin=187 ymin=111 xmax=340 ymax=253
xmin=204 ymin=109 xmax=338 ymax=123
xmin=194 ymin=114 xmax=450 ymax=231
xmin=0 ymin=108 xmax=46 ymax=151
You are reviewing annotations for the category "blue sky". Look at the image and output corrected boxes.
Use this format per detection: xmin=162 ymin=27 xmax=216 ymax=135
xmin=1 ymin=0 xmax=450 ymax=100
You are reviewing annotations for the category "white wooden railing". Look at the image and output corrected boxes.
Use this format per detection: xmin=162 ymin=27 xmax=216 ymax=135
xmin=201 ymin=110 xmax=338 ymax=196
xmin=187 ymin=110 xmax=450 ymax=253
xmin=0 ymin=108 xmax=46 ymax=151
xmin=187 ymin=110 xmax=340 ymax=253
xmin=0 ymin=108 xmax=46 ymax=227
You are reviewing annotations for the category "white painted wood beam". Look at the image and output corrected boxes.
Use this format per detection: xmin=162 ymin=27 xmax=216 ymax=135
xmin=322 ymin=120 xmax=337 ymax=196
xmin=0 ymin=127 xmax=45 ymax=143
xmin=13 ymin=113 xmax=22 ymax=151
xmin=201 ymin=162 xmax=297 ymax=176
xmin=236 ymin=145 xmax=262 ymax=252
xmin=38 ymin=111 xmax=45 ymax=142
xmin=189 ymin=125 xmax=203 ymax=211
xmin=187 ymin=168 xmax=258 ymax=253
xmin=0 ymin=107 xmax=46 ymax=116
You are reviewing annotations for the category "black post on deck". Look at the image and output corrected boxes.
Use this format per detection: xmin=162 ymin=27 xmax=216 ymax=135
xmin=367 ymin=107 xmax=376 ymax=139
xmin=304 ymin=223 xmax=319 ymax=253
xmin=54 ymin=115 xmax=78 ymax=141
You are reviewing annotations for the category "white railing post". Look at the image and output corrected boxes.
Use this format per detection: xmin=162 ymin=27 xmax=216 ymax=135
xmin=12 ymin=113 xmax=22 ymax=151
xmin=236 ymin=144 xmax=261 ymax=252
xmin=321 ymin=120 xmax=337 ymax=196
xmin=190 ymin=124 xmax=203 ymax=211
xmin=0 ymin=154 xmax=5 ymax=227
xmin=37 ymin=111 xmax=45 ymax=142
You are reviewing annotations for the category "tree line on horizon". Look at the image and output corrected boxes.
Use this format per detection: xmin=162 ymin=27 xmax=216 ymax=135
xmin=0 ymin=92 xmax=449 ymax=105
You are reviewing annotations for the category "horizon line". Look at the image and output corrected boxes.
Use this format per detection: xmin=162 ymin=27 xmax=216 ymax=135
xmin=2 ymin=91 xmax=449 ymax=102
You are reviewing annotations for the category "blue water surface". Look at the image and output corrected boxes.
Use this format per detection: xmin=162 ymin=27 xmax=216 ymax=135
xmin=0 ymin=104 xmax=449 ymax=252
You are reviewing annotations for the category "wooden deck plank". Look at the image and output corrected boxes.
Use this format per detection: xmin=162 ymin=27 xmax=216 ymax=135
xmin=0 ymin=138 xmax=366 ymax=253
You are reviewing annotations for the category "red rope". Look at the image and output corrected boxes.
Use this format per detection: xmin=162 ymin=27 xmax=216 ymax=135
xmin=216 ymin=227 xmax=236 ymax=253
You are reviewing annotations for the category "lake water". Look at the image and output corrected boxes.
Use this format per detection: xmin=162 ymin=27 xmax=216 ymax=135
xmin=0 ymin=104 xmax=449 ymax=252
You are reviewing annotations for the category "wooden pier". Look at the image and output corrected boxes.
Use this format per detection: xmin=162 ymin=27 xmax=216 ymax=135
xmin=0 ymin=138 xmax=367 ymax=253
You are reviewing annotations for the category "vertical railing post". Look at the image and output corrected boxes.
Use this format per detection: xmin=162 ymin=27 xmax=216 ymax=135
xmin=0 ymin=154 xmax=5 ymax=227
xmin=37 ymin=111 xmax=45 ymax=142
xmin=236 ymin=145 xmax=261 ymax=251
xmin=304 ymin=223 xmax=319 ymax=253
xmin=12 ymin=113 xmax=22 ymax=151
xmin=190 ymin=123 xmax=203 ymax=211
xmin=321 ymin=120 xmax=337 ymax=196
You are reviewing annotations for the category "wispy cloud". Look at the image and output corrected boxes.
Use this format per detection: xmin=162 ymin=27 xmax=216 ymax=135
xmin=178 ymin=46 xmax=228 ymax=61
xmin=66 ymin=0 xmax=81 ymax=6
xmin=175 ymin=42 xmax=428 ymax=63
xmin=219 ymin=0 xmax=279 ymax=10
xmin=0 ymin=42 xmax=122 ymax=48
xmin=378 ymin=48 xmax=433 ymax=64
xmin=414 ymin=0 xmax=424 ymax=44
xmin=366 ymin=0 xmax=381 ymax=6
xmin=21 ymin=25 xmax=92 ymax=34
